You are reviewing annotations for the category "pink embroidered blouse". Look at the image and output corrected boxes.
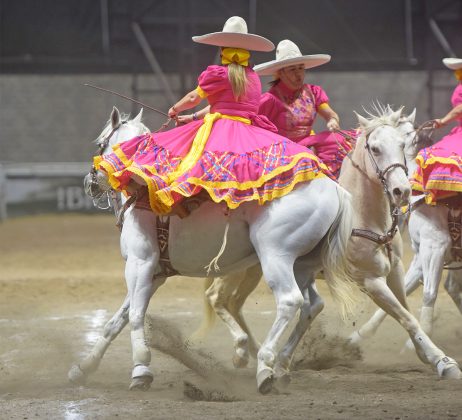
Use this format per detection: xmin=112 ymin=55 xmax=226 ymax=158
xmin=258 ymin=82 xmax=329 ymax=142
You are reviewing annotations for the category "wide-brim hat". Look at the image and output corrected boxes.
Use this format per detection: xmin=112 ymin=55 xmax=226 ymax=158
xmin=192 ymin=16 xmax=274 ymax=52
xmin=254 ymin=39 xmax=331 ymax=76
xmin=443 ymin=57 xmax=462 ymax=70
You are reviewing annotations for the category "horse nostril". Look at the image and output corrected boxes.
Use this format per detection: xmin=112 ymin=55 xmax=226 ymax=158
xmin=403 ymin=188 xmax=411 ymax=200
xmin=393 ymin=187 xmax=402 ymax=197
xmin=393 ymin=187 xmax=411 ymax=203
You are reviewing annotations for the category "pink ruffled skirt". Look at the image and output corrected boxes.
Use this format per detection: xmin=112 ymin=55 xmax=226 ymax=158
xmin=411 ymin=125 xmax=462 ymax=204
xmin=95 ymin=115 xmax=330 ymax=214
xmin=298 ymin=130 xmax=355 ymax=179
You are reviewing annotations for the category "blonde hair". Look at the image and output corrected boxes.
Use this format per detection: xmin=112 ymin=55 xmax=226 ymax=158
xmin=227 ymin=62 xmax=247 ymax=100
xmin=455 ymin=69 xmax=462 ymax=82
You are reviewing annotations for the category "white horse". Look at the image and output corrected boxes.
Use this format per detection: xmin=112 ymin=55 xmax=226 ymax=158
xmin=69 ymin=106 xmax=361 ymax=394
xmin=349 ymin=111 xmax=462 ymax=346
xmin=192 ymin=107 xmax=462 ymax=381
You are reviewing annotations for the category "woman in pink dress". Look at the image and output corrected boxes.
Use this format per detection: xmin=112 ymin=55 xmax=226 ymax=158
xmin=411 ymin=57 xmax=462 ymax=204
xmin=95 ymin=17 xmax=329 ymax=215
xmin=254 ymin=40 xmax=353 ymax=179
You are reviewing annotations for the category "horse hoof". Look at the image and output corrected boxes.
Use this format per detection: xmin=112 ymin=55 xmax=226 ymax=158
xmin=129 ymin=375 xmax=153 ymax=391
xmin=437 ymin=357 xmax=462 ymax=380
xmin=273 ymin=363 xmax=291 ymax=388
xmin=257 ymin=368 xmax=274 ymax=394
xmin=130 ymin=365 xmax=154 ymax=391
xmin=232 ymin=354 xmax=249 ymax=369
xmin=348 ymin=331 xmax=362 ymax=345
xmin=68 ymin=365 xmax=87 ymax=386
xmin=276 ymin=372 xmax=291 ymax=388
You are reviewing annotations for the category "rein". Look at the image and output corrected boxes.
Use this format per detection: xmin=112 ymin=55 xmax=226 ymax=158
xmin=443 ymin=264 xmax=462 ymax=271
xmin=410 ymin=119 xmax=437 ymax=145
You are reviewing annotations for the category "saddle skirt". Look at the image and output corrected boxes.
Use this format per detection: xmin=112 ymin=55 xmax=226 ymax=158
xmin=132 ymin=187 xmax=217 ymax=278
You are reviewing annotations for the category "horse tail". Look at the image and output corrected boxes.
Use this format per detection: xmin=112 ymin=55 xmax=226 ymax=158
xmin=321 ymin=184 xmax=360 ymax=319
xmin=188 ymin=277 xmax=216 ymax=343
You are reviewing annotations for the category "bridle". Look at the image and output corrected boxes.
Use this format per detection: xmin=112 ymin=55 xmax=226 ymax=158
xmin=336 ymin=125 xmax=409 ymax=260
xmin=86 ymin=120 xmax=140 ymax=230
xmin=86 ymin=114 xmax=172 ymax=230
xmin=88 ymin=121 xmax=127 ymax=210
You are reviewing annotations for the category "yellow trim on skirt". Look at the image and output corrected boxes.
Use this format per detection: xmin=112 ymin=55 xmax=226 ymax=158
xmin=166 ymin=113 xmax=250 ymax=183
xmin=96 ymin=112 xmax=327 ymax=214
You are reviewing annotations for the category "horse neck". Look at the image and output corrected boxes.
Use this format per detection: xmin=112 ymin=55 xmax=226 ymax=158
xmin=405 ymin=151 xmax=418 ymax=180
xmin=340 ymin=138 xmax=392 ymax=231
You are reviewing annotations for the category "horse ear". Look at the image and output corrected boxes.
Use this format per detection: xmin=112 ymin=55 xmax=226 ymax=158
xmin=355 ymin=111 xmax=370 ymax=128
xmin=133 ymin=108 xmax=143 ymax=123
xmin=111 ymin=106 xmax=121 ymax=128
xmin=389 ymin=108 xmax=402 ymax=126
xmin=407 ymin=108 xmax=416 ymax=124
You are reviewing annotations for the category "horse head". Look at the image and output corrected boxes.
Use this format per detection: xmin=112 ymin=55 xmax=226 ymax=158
xmin=355 ymin=106 xmax=411 ymax=207
xmin=397 ymin=108 xmax=435 ymax=163
xmin=392 ymin=108 xmax=436 ymax=180
xmin=84 ymin=107 xmax=149 ymax=201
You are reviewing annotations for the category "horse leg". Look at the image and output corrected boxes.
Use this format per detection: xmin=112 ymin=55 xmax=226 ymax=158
xmin=128 ymin=275 xmax=166 ymax=391
xmin=188 ymin=266 xmax=260 ymax=367
xmin=122 ymin=209 xmax=161 ymax=391
xmin=203 ymin=269 xmax=257 ymax=368
xmin=274 ymin=269 xmax=323 ymax=382
xmin=253 ymin=255 xmax=303 ymax=394
xmin=226 ymin=264 xmax=262 ymax=361
xmin=349 ymin=255 xmax=423 ymax=344
xmin=417 ymin=233 xmax=450 ymax=337
xmin=187 ymin=277 xmax=215 ymax=343
xmin=386 ymin=257 xmax=421 ymax=353
xmin=363 ymin=276 xmax=461 ymax=379
xmin=68 ymin=294 xmax=130 ymax=385
xmin=444 ymin=271 xmax=462 ymax=314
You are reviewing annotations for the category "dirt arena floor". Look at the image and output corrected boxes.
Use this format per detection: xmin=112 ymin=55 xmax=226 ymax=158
xmin=1 ymin=214 xmax=461 ymax=419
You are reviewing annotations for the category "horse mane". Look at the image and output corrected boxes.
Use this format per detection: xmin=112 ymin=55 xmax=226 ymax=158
xmin=359 ymin=102 xmax=403 ymax=135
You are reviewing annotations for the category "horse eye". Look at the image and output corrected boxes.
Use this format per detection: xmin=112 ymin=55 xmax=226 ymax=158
xmin=370 ymin=146 xmax=380 ymax=154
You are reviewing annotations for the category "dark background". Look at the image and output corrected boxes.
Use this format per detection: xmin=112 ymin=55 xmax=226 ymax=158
xmin=1 ymin=0 xmax=461 ymax=75
xmin=0 ymin=0 xmax=461 ymax=215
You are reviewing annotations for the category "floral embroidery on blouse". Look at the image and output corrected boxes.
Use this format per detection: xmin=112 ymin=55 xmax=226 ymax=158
xmin=274 ymin=85 xmax=316 ymax=141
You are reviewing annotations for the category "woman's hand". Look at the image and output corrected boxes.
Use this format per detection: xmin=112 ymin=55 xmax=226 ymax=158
xmin=432 ymin=105 xmax=462 ymax=129
xmin=432 ymin=118 xmax=445 ymax=129
xmin=168 ymin=105 xmax=178 ymax=118
xmin=176 ymin=114 xmax=194 ymax=125
xmin=327 ymin=117 xmax=340 ymax=132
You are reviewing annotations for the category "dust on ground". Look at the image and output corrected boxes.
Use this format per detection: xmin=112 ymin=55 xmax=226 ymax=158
xmin=0 ymin=214 xmax=461 ymax=419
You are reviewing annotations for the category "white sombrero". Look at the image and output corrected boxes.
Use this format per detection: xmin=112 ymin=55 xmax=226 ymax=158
xmin=443 ymin=57 xmax=462 ymax=70
xmin=192 ymin=16 xmax=274 ymax=52
xmin=254 ymin=40 xmax=331 ymax=76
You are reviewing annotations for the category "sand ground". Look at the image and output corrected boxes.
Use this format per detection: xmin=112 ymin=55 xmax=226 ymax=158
xmin=0 ymin=214 xmax=461 ymax=419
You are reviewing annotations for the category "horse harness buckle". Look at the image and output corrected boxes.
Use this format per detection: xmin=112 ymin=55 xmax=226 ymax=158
xmin=351 ymin=227 xmax=396 ymax=262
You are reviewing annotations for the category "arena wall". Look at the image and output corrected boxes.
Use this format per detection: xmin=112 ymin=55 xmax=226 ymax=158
xmin=0 ymin=70 xmax=456 ymax=216
xmin=1 ymin=70 xmax=455 ymax=163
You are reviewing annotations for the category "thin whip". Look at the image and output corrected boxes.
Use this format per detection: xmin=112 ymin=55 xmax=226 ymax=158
xmin=84 ymin=83 xmax=170 ymax=117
